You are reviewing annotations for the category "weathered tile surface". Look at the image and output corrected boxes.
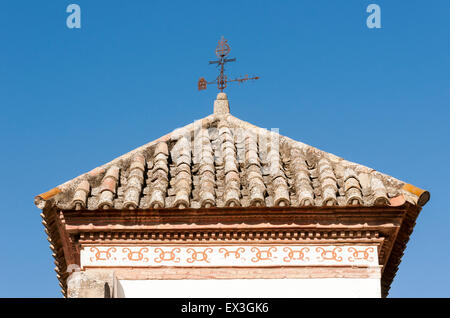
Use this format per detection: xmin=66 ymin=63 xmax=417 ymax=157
xmin=34 ymin=93 xmax=429 ymax=210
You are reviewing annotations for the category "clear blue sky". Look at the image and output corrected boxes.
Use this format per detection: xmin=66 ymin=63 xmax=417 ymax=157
xmin=0 ymin=0 xmax=448 ymax=297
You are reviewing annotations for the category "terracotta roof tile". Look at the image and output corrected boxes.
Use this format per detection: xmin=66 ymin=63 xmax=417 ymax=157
xmin=71 ymin=180 xmax=90 ymax=210
xmin=34 ymin=93 xmax=430 ymax=211
xmin=123 ymin=154 xmax=146 ymax=209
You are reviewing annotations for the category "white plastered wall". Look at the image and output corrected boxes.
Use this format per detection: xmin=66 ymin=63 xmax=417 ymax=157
xmin=115 ymin=278 xmax=381 ymax=298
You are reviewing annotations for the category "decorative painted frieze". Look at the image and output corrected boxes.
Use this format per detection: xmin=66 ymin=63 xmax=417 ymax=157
xmin=80 ymin=245 xmax=378 ymax=268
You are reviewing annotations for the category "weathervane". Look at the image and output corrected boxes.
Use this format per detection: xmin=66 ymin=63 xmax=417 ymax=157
xmin=198 ymin=36 xmax=259 ymax=92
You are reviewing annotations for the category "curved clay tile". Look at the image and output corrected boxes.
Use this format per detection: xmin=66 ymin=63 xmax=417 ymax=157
xmin=123 ymin=154 xmax=146 ymax=209
xmin=97 ymin=165 xmax=120 ymax=209
xmin=401 ymin=183 xmax=430 ymax=206
xmin=290 ymin=148 xmax=314 ymax=206
xmin=153 ymin=153 xmax=169 ymax=174
xmin=149 ymin=142 xmax=169 ymax=209
xmin=371 ymin=176 xmax=389 ymax=206
xmin=220 ymin=124 xmax=241 ymax=207
xmin=71 ymin=180 xmax=90 ymax=210
xmin=197 ymin=129 xmax=216 ymax=208
xmin=343 ymin=168 xmax=363 ymax=205
xmin=318 ymin=158 xmax=338 ymax=206
xmin=245 ymin=131 xmax=265 ymax=206
xmin=267 ymin=148 xmax=290 ymax=207
xmin=172 ymin=137 xmax=192 ymax=209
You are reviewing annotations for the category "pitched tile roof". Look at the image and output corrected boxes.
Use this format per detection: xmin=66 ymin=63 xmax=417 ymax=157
xmin=34 ymin=93 xmax=429 ymax=211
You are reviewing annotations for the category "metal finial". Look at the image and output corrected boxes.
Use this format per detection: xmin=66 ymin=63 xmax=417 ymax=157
xmin=198 ymin=37 xmax=259 ymax=92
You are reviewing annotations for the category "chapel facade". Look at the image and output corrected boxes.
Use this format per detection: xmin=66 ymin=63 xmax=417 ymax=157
xmin=34 ymin=93 xmax=429 ymax=297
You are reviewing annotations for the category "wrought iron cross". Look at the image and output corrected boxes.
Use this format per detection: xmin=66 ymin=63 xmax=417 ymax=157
xmin=198 ymin=36 xmax=259 ymax=92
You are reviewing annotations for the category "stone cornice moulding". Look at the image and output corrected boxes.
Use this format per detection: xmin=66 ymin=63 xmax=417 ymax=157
xmin=61 ymin=205 xmax=407 ymax=226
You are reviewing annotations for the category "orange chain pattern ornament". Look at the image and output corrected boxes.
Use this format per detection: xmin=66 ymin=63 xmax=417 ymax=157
xmin=316 ymin=247 xmax=343 ymax=262
xmin=348 ymin=247 xmax=374 ymax=262
xmin=154 ymin=247 xmax=181 ymax=263
xmin=187 ymin=248 xmax=213 ymax=263
xmin=122 ymin=247 xmax=149 ymax=262
xmin=251 ymin=247 xmax=277 ymax=263
xmin=283 ymin=247 xmax=310 ymax=262
xmin=90 ymin=247 xmax=116 ymax=261
xmin=219 ymin=247 xmax=245 ymax=259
